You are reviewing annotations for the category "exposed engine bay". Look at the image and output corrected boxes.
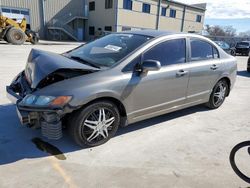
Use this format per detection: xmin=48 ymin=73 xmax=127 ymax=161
xmin=37 ymin=69 xmax=94 ymax=89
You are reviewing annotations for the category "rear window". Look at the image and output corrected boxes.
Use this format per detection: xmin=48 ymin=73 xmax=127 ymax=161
xmin=191 ymin=39 xmax=214 ymax=61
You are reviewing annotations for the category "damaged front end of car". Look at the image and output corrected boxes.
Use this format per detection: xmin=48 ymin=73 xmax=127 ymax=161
xmin=6 ymin=49 xmax=99 ymax=140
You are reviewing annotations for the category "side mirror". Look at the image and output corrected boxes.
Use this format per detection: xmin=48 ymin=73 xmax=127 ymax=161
xmin=141 ymin=60 xmax=161 ymax=72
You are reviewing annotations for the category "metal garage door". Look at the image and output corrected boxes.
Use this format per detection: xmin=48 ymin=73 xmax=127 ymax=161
xmin=0 ymin=7 xmax=30 ymax=29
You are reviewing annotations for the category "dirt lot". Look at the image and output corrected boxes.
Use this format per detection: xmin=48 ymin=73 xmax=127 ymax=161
xmin=0 ymin=41 xmax=250 ymax=188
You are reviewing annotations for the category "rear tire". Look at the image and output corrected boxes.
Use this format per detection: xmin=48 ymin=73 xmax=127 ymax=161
xmin=206 ymin=79 xmax=229 ymax=109
xmin=69 ymin=101 xmax=120 ymax=147
xmin=6 ymin=27 xmax=26 ymax=45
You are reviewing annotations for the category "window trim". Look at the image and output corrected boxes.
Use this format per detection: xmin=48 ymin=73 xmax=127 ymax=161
xmin=1 ymin=8 xmax=11 ymax=13
xmin=142 ymin=3 xmax=151 ymax=14
xmin=188 ymin=37 xmax=220 ymax=62
xmin=89 ymin=26 xmax=95 ymax=35
xmin=161 ymin=7 xmax=167 ymax=16
xmin=11 ymin=9 xmax=21 ymax=14
xmin=123 ymin=0 xmax=133 ymax=10
xmin=104 ymin=26 xmax=112 ymax=31
xmin=196 ymin=15 xmax=202 ymax=22
xmin=169 ymin=9 xmax=176 ymax=18
xmin=89 ymin=1 xmax=95 ymax=11
xmin=212 ymin=46 xmax=220 ymax=59
xmin=122 ymin=55 xmax=142 ymax=72
xmin=105 ymin=0 xmax=113 ymax=9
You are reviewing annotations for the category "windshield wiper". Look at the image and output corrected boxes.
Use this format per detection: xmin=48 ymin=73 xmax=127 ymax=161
xmin=69 ymin=56 xmax=100 ymax=69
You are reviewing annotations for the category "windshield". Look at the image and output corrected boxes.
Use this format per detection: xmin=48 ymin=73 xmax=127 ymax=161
xmin=67 ymin=33 xmax=152 ymax=67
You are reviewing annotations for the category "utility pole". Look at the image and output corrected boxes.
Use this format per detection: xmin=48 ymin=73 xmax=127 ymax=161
xmin=40 ymin=0 xmax=46 ymax=38
xmin=181 ymin=5 xmax=186 ymax=32
xmin=155 ymin=0 xmax=162 ymax=30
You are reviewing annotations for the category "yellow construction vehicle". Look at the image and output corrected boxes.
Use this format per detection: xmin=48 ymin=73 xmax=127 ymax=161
xmin=0 ymin=15 xmax=39 ymax=45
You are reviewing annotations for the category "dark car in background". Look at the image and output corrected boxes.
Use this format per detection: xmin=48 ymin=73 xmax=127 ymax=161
xmin=235 ymin=41 xmax=250 ymax=56
xmin=214 ymin=41 xmax=236 ymax=56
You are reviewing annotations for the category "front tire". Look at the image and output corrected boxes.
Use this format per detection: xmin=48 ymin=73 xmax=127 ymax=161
xmin=69 ymin=101 xmax=120 ymax=147
xmin=206 ymin=79 xmax=229 ymax=109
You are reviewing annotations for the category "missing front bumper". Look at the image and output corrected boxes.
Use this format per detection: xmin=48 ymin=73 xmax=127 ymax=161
xmin=16 ymin=107 xmax=63 ymax=140
xmin=16 ymin=107 xmax=38 ymax=125
xmin=7 ymin=80 xmax=63 ymax=140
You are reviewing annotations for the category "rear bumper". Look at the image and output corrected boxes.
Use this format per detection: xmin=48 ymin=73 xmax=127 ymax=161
xmin=236 ymin=48 xmax=249 ymax=54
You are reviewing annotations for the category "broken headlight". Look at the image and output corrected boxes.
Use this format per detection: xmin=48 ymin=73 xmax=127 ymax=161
xmin=20 ymin=94 xmax=71 ymax=106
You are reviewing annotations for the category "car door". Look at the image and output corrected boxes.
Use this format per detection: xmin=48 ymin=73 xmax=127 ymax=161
xmin=186 ymin=38 xmax=224 ymax=103
xmin=124 ymin=38 xmax=190 ymax=122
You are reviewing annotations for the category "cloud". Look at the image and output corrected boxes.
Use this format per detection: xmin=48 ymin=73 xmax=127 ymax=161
xmin=176 ymin=0 xmax=250 ymax=19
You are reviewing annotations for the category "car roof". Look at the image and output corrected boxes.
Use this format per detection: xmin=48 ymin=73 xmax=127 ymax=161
xmin=238 ymin=41 xmax=250 ymax=43
xmin=119 ymin=30 xmax=177 ymax=38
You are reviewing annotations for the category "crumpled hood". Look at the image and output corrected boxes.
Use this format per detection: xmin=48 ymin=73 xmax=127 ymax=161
xmin=25 ymin=49 xmax=99 ymax=89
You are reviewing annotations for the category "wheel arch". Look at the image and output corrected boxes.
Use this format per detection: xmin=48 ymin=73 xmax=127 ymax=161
xmin=82 ymin=97 xmax=127 ymax=117
xmin=68 ymin=96 xmax=128 ymax=127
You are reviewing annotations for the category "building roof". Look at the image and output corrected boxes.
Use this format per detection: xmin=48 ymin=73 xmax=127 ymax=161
xmin=121 ymin=30 xmax=177 ymax=37
xmin=161 ymin=0 xmax=206 ymax=11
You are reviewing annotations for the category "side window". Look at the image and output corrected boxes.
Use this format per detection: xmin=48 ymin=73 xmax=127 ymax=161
xmin=143 ymin=39 xmax=186 ymax=66
xmin=213 ymin=47 xmax=219 ymax=59
xmin=123 ymin=55 xmax=141 ymax=72
xmin=190 ymin=39 xmax=213 ymax=61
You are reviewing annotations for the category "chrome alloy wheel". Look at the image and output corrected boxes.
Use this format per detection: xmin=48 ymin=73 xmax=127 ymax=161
xmin=213 ymin=82 xmax=226 ymax=106
xmin=82 ymin=108 xmax=115 ymax=142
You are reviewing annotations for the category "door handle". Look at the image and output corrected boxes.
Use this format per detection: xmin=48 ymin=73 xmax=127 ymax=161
xmin=176 ymin=70 xmax=188 ymax=77
xmin=210 ymin=64 xmax=218 ymax=70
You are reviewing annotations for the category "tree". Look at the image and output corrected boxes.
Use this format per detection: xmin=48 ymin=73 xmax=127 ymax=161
xmin=205 ymin=25 xmax=237 ymax=37
xmin=238 ymin=30 xmax=250 ymax=37
xmin=224 ymin=26 xmax=236 ymax=37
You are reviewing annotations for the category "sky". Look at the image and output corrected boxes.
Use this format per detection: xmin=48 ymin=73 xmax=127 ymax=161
xmin=176 ymin=0 xmax=250 ymax=33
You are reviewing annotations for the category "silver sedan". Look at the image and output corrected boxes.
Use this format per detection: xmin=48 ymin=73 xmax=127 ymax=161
xmin=7 ymin=30 xmax=237 ymax=147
